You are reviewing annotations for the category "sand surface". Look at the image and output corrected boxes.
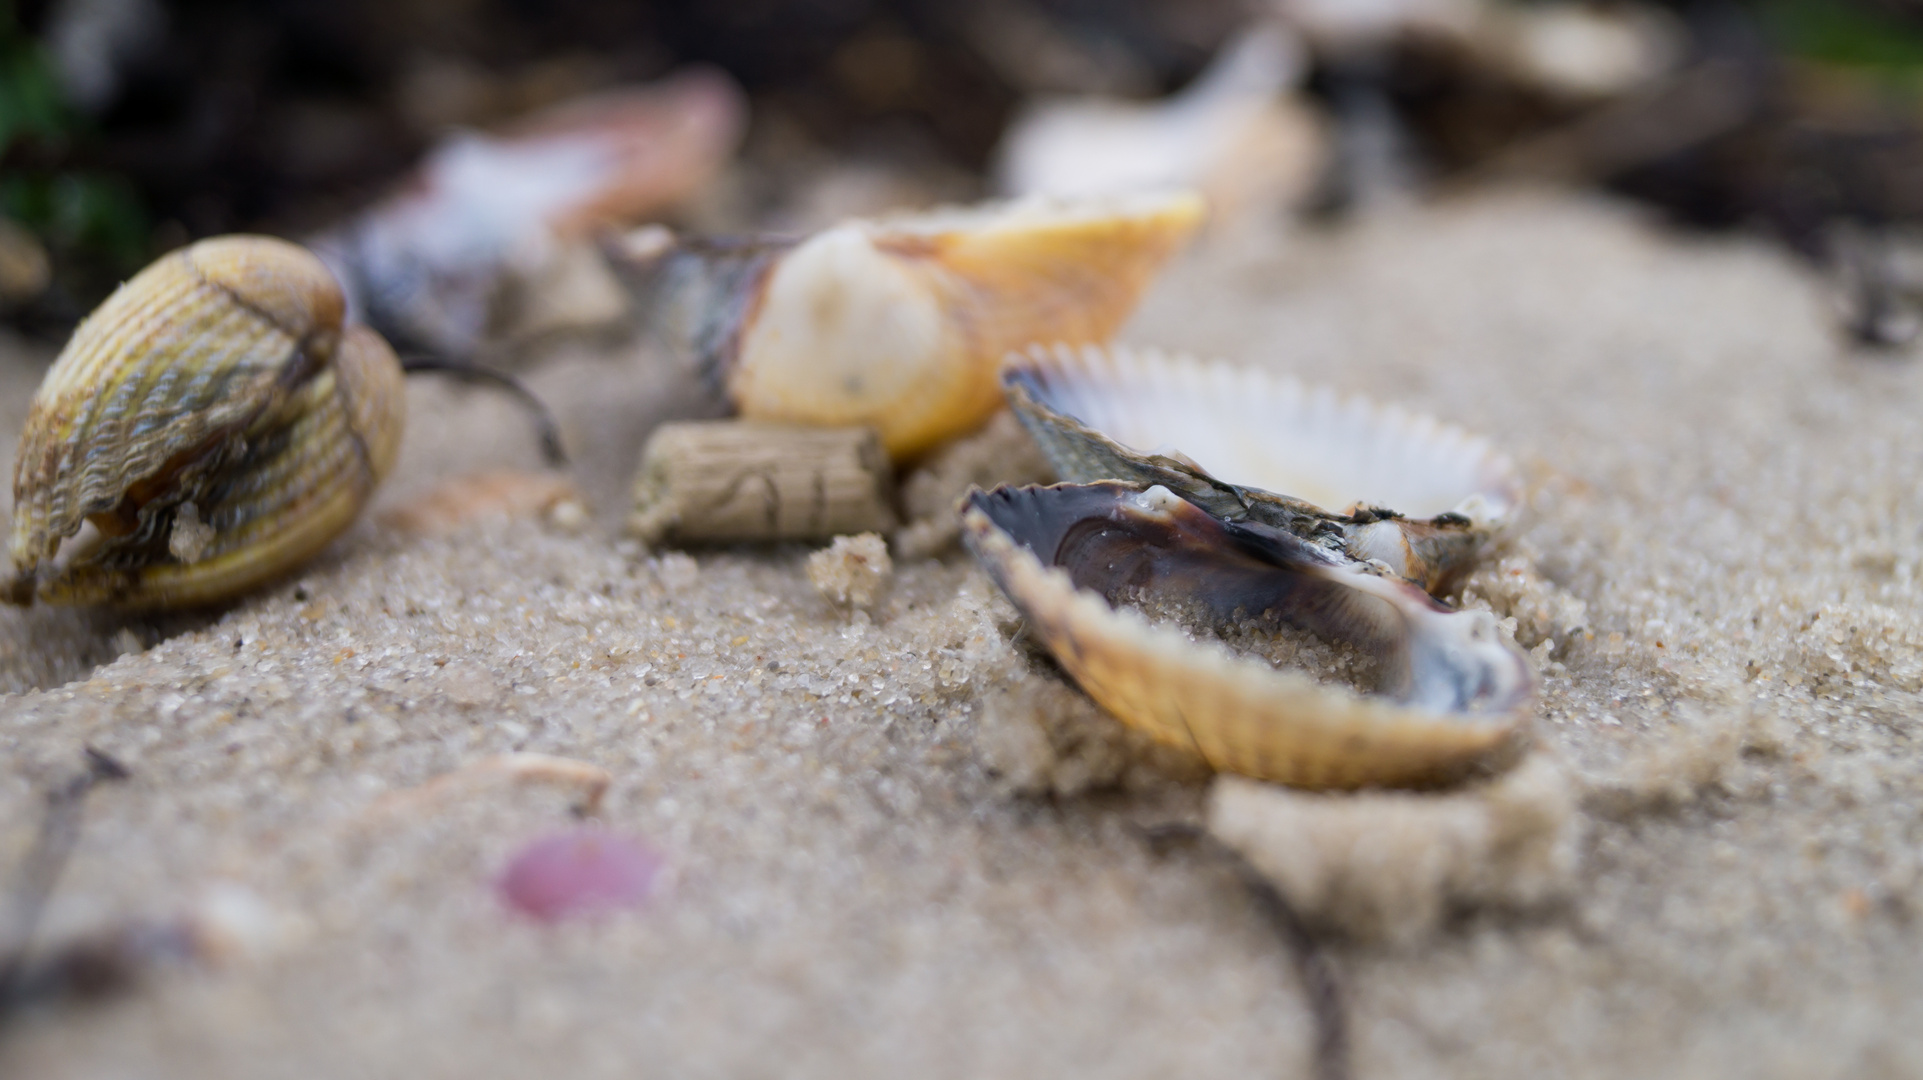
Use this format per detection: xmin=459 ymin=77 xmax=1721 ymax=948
xmin=3 ymin=190 xmax=1921 ymax=1078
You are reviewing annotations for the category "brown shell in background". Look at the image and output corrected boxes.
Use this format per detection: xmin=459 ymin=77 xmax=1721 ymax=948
xmin=6 ymin=236 xmax=405 ymax=609
xmin=962 ymin=481 xmax=1533 ymax=789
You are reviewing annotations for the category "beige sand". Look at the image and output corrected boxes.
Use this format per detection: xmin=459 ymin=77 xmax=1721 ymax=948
xmin=3 ymin=189 xmax=1921 ymax=1078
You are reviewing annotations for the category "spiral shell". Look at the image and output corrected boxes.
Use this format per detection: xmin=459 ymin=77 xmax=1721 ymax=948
xmin=962 ymin=482 xmax=1533 ymax=789
xmin=630 ymin=191 xmax=1206 ymax=460
xmin=6 ymin=236 xmax=405 ymax=608
xmin=1004 ymin=344 xmax=1521 ymax=596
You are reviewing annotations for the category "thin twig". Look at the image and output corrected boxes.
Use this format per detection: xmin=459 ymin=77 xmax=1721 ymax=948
xmin=0 ymin=748 xmax=131 ymax=1018
xmin=400 ymin=356 xmax=570 ymax=467
xmin=1222 ymin=847 xmax=1351 ymax=1080
xmin=1132 ymin=822 xmax=1351 ymax=1080
xmin=356 ymin=752 xmax=612 ymax=825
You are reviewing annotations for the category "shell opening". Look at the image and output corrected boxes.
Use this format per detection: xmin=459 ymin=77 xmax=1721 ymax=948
xmin=960 ymin=481 xmax=1534 ymax=789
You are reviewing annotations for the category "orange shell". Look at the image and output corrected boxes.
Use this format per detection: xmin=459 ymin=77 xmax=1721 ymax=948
xmin=725 ymin=191 xmax=1205 ymax=459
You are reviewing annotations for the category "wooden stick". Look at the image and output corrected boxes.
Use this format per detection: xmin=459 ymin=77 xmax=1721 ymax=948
xmin=628 ymin=421 xmax=897 ymax=544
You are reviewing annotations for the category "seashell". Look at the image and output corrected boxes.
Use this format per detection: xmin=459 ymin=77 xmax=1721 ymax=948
xmin=1004 ymin=343 xmax=1520 ymax=596
xmin=314 ymin=68 xmax=748 ymax=356
xmin=498 ymin=827 xmax=664 ymax=923
xmin=6 ymin=236 xmax=406 ymax=609
xmin=961 ymin=481 xmax=1533 ymax=789
xmin=994 ymin=26 xmax=1326 ymax=224
xmin=624 ymin=191 xmax=1206 ymax=460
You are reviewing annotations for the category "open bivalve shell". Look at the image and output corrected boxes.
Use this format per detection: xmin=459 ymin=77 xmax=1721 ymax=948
xmin=962 ymin=481 xmax=1533 ymax=789
xmin=1004 ymin=343 xmax=1521 ymax=596
xmin=623 ymin=192 xmax=1205 ymax=461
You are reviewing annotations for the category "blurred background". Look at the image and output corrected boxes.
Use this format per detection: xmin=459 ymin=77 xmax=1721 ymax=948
xmin=4 ymin=0 xmax=1923 ymax=344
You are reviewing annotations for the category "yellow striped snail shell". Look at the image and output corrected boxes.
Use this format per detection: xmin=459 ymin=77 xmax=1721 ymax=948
xmin=5 ymin=235 xmax=405 ymax=609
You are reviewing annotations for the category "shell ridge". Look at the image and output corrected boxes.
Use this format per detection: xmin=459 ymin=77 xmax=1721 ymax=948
xmin=24 ymin=274 xmax=303 ymax=560
xmin=184 ymin=246 xmax=331 ymax=343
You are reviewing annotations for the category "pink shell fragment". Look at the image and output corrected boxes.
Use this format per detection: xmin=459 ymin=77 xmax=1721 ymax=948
xmin=498 ymin=828 xmax=662 ymax=923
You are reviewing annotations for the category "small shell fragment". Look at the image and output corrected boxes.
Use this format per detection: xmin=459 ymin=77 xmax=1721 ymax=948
xmin=6 ymin=236 xmax=405 ymax=609
xmin=623 ymin=192 xmax=1205 ymax=460
xmin=961 ymin=481 xmax=1533 ymax=789
xmin=498 ymin=827 xmax=662 ymax=923
xmin=1004 ymin=343 xmax=1520 ymax=595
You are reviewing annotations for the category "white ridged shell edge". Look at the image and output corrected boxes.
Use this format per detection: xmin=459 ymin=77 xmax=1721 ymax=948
xmin=1012 ymin=342 xmax=1522 ymax=526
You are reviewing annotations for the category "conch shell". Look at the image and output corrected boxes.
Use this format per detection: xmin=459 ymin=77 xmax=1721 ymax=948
xmin=625 ymin=192 xmax=1206 ymax=460
xmin=6 ymin=236 xmax=405 ymax=608
xmin=962 ymin=481 xmax=1533 ymax=789
xmin=1004 ymin=343 xmax=1520 ymax=596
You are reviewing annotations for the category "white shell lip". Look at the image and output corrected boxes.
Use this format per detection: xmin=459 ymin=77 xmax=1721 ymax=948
xmin=1008 ymin=342 xmax=1522 ymax=529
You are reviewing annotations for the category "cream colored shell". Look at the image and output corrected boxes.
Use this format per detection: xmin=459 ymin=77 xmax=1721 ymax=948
xmin=704 ymin=192 xmax=1205 ymax=460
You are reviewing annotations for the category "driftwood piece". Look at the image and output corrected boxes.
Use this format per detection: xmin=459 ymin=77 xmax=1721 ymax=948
xmin=628 ymin=421 xmax=897 ymax=544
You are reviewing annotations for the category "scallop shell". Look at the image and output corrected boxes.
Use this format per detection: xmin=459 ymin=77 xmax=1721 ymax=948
xmin=628 ymin=192 xmax=1206 ymax=461
xmin=6 ymin=236 xmax=405 ymax=608
xmin=1004 ymin=343 xmax=1521 ymax=595
xmin=962 ymin=481 xmax=1533 ymax=789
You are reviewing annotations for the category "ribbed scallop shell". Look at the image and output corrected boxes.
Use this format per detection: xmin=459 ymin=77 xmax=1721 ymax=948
xmin=1005 ymin=343 xmax=1521 ymax=594
xmin=633 ymin=191 xmax=1206 ymax=461
xmin=7 ymin=236 xmax=405 ymax=608
xmin=962 ymin=482 xmax=1533 ymax=789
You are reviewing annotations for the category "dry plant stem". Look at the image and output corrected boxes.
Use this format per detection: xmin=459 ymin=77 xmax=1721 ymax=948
xmin=629 ymin=421 xmax=896 ymax=544
xmin=400 ymin=356 xmax=570 ymax=466
xmin=1228 ymin=846 xmax=1350 ymax=1080
xmin=0 ymin=748 xmax=131 ymax=1020
xmin=358 ymin=752 xmax=613 ymax=823
xmin=1137 ymin=823 xmax=1350 ymax=1080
